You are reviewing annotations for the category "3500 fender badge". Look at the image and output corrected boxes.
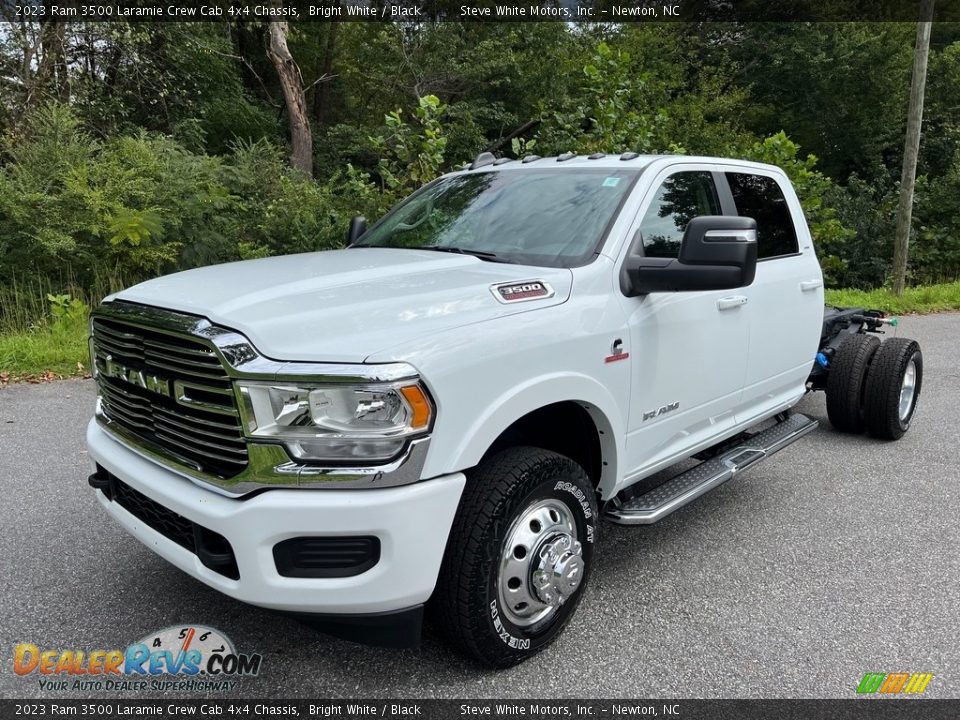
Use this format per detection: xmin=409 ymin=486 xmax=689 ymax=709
xmin=491 ymin=280 xmax=555 ymax=303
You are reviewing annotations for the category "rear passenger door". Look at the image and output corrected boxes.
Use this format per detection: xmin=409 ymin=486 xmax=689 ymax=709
xmin=721 ymin=170 xmax=824 ymax=423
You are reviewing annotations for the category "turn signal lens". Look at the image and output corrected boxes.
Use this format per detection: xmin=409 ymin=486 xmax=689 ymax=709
xmin=400 ymin=385 xmax=431 ymax=429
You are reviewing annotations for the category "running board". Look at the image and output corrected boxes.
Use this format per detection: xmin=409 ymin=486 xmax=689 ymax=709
xmin=605 ymin=413 xmax=818 ymax=525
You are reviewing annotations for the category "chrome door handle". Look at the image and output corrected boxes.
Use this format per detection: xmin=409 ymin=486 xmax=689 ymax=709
xmin=800 ymin=279 xmax=823 ymax=292
xmin=717 ymin=295 xmax=748 ymax=311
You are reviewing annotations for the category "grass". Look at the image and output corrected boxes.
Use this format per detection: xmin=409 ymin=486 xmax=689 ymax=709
xmin=0 ymin=320 xmax=90 ymax=385
xmin=0 ymin=274 xmax=115 ymax=385
xmin=1 ymin=279 xmax=959 ymax=386
xmin=0 ymin=272 xmax=123 ymax=334
xmin=825 ymin=280 xmax=960 ymax=315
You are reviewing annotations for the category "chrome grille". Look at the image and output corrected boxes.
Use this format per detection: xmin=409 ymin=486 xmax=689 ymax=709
xmin=92 ymin=316 xmax=248 ymax=478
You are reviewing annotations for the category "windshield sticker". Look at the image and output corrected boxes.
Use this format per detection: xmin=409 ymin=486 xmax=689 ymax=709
xmin=602 ymin=177 xmax=621 ymax=187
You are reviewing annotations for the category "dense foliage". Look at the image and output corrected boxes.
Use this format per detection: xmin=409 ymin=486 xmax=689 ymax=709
xmin=1 ymin=21 xmax=959 ymax=330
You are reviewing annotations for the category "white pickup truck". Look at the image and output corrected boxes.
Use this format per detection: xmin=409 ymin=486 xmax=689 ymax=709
xmin=86 ymin=153 xmax=923 ymax=667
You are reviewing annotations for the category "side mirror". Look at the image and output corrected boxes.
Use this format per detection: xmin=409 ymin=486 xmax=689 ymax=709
xmin=622 ymin=216 xmax=758 ymax=296
xmin=347 ymin=215 xmax=367 ymax=245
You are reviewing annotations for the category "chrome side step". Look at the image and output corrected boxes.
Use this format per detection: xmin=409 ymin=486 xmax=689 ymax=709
xmin=605 ymin=413 xmax=818 ymax=525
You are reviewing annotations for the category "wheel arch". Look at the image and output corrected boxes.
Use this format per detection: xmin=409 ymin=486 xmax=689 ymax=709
xmin=440 ymin=375 xmax=623 ymax=499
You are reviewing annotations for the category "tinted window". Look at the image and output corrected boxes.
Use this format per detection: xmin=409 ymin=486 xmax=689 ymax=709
xmin=638 ymin=172 xmax=721 ymax=258
xmin=354 ymin=169 xmax=638 ymax=268
xmin=725 ymin=173 xmax=798 ymax=259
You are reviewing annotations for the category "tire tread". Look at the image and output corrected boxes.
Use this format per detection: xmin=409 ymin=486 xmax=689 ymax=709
xmin=432 ymin=447 xmax=593 ymax=667
xmin=863 ymin=338 xmax=922 ymax=440
xmin=826 ymin=334 xmax=881 ymax=433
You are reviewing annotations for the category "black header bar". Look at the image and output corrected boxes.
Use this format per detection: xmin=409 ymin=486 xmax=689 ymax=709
xmin=6 ymin=0 xmax=960 ymax=23
xmin=3 ymin=699 xmax=960 ymax=719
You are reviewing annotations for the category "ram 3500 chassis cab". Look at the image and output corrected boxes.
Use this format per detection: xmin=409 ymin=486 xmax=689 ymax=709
xmin=86 ymin=153 xmax=922 ymax=667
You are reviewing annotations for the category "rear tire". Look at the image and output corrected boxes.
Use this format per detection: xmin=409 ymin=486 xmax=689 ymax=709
xmin=433 ymin=447 xmax=597 ymax=668
xmin=863 ymin=338 xmax=923 ymax=440
xmin=826 ymin=334 xmax=880 ymax=433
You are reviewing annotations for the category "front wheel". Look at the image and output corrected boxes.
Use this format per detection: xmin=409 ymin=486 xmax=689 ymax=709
xmin=433 ymin=447 xmax=598 ymax=667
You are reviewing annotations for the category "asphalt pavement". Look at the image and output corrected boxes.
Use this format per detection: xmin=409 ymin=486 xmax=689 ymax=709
xmin=1 ymin=313 xmax=958 ymax=699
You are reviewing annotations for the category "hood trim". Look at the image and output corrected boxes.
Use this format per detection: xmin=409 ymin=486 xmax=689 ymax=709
xmin=94 ymin=300 xmax=418 ymax=382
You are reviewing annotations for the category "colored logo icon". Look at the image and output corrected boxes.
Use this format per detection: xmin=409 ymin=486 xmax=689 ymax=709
xmin=857 ymin=672 xmax=933 ymax=695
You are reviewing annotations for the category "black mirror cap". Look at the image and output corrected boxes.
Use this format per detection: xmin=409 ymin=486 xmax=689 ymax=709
xmin=680 ymin=216 xmax=757 ymax=269
xmin=623 ymin=215 xmax=758 ymax=296
xmin=347 ymin=215 xmax=367 ymax=245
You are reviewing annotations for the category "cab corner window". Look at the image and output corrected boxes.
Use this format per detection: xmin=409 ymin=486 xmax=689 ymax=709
xmin=638 ymin=171 xmax=721 ymax=259
xmin=725 ymin=173 xmax=799 ymax=259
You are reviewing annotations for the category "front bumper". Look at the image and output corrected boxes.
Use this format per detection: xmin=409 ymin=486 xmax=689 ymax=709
xmin=86 ymin=420 xmax=465 ymax=616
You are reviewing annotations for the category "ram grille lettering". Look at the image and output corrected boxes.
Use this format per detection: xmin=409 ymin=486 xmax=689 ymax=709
xmin=102 ymin=356 xmax=172 ymax=398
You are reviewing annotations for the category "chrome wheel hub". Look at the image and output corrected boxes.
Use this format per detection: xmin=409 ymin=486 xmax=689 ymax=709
xmin=531 ymin=534 xmax=584 ymax=605
xmin=497 ymin=498 xmax=583 ymax=627
xmin=899 ymin=359 xmax=917 ymax=422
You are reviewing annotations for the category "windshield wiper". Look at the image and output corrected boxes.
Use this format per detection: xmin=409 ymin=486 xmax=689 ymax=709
xmin=356 ymin=244 xmax=514 ymax=263
xmin=420 ymin=246 xmax=512 ymax=263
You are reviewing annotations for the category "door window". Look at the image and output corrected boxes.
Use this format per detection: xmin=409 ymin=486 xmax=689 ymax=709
xmin=725 ymin=173 xmax=799 ymax=259
xmin=638 ymin=171 xmax=721 ymax=258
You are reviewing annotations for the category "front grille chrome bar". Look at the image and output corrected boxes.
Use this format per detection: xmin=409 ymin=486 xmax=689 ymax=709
xmin=92 ymin=314 xmax=248 ymax=478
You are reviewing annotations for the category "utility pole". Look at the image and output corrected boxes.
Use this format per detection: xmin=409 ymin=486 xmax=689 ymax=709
xmin=892 ymin=0 xmax=935 ymax=296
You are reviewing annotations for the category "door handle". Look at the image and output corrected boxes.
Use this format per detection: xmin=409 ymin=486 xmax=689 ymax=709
xmin=717 ymin=295 xmax=748 ymax=311
xmin=800 ymin=279 xmax=823 ymax=292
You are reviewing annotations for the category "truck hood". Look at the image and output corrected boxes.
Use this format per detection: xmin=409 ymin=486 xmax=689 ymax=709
xmin=112 ymin=248 xmax=572 ymax=363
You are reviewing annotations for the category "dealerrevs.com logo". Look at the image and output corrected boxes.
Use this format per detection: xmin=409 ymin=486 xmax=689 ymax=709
xmin=14 ymin=625 xmax=262 ymax=693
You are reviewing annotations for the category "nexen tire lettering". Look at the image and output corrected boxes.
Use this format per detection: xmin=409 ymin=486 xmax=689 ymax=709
xmin=489 ymin=600 xmax=531 ymax=649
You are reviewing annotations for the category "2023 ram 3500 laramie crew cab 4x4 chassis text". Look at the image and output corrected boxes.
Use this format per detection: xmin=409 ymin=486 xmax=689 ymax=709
xmin=86 ymin=152 xmax=922 ymax=667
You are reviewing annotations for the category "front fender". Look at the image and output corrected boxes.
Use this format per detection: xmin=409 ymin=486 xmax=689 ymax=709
xmin=428 ymin=373 xmax=625 ymax=499
xmin=365 ymin=276 xmax=632 ymax=500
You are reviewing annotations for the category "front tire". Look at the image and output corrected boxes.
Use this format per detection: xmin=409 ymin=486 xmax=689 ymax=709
xmin=433 ymin=447 xmax=597 ymax=668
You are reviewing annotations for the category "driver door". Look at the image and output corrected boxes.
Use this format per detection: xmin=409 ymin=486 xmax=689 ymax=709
xmin=618 ymin=166 xmax=751 ymax=482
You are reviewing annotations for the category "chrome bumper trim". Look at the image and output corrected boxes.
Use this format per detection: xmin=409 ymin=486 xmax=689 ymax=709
xmin=96 ymin=405 xmax=431 ymax=498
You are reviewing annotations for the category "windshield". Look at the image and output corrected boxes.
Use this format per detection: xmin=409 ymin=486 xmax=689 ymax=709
xmin=353 ymin=168 xmax=639 ymax=267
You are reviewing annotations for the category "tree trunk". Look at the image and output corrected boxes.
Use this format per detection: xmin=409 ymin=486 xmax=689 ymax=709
xmin=267 ymin=20 xmax=313 ymax=177
xmin=892 ymin=0 xmax=935 ymax=296
xmin=313 ymin=24 xmax=338 ymax=127
xmin=37 ymin=7 xmax=69 ymax=102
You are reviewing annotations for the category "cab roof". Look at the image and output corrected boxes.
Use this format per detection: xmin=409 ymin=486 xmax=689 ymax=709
xmin=450 ymin=152 xmax=785 ymax=176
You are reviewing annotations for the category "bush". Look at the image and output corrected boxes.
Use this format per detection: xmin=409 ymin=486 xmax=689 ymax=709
xmin=223 ymin=139 xmax=358 ymax=259
xmin=826 ymin=176 xmax=896 ymax=289
xmin=913 ymin=154 xmax=960 ymax=285
xmin=0 ymin=105 xmax=377 ymax=290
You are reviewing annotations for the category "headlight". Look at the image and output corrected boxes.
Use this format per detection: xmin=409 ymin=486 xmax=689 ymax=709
xmin=238 ymin=381 xmax=433 ymax=463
